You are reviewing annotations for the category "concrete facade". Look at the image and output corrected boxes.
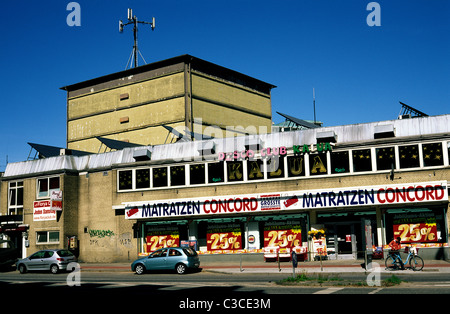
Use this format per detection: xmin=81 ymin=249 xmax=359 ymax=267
xmin=1 ymin=115 xmax=449 ymax=262
xmin=62 ymin=55 xmax=275 ymax=153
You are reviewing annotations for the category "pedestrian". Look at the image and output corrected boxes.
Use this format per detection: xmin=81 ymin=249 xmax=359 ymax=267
xmin=389 ymin=237 xmax=405 ymax=270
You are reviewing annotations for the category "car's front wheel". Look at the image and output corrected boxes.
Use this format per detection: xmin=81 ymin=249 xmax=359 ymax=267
xmin=176 ymin=263 xmax=187 ymax=275
xmin=135 ymin=264 xmax=145 ymax=275
xmin=18 ymin=264 xmax=27 ymax=274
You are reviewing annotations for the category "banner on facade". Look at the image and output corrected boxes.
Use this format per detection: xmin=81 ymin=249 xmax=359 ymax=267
xmin=206 ymin=223 xmax=242 ymax=253
xmin=392 ymin=212 xmax=438 ymax=243
xmin=124 ymin=181 xmax=448 ymax=220
xmin=263 ymin=221 xmax=302 ymax=249
xmin=33 ymin=200 xmax=56 ymax=221
xmin=144 ymin=226 xmax=179 ymax=253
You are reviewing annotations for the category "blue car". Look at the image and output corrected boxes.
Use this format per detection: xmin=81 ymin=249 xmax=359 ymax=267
xmin=131 ymin=247 xmax=200 ymax=275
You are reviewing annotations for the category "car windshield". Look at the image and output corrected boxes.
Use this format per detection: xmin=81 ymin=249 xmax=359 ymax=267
xmin=183 ymin=248 xmax=197 ymax=257
xmin=57 ymin=250 xmax=74 ymax=257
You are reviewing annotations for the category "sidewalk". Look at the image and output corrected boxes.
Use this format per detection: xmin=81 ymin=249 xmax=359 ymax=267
xmin=79 ymin=258 xmax=450 ymax=274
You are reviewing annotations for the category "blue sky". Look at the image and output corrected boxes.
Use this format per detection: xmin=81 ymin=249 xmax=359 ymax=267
xmin=0 ymin=0 xmax=449 ymax=170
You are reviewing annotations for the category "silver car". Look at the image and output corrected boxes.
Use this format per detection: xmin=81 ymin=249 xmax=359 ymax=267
xmin=17 ymin=249 xmax=77 ymax=274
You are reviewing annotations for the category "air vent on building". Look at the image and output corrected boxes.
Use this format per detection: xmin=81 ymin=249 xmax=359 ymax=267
xmin=374 ymin=124 xmax=396 ymax=139
xmin=245 ymin=138 xmax=263 ymax=151
xmin=133 ymin=149 xmax=151 ymax=161
xmin=316 ymin=131 xmax=337 ymax=143
xmin=120 ymin=93 xmax=129 ymax=100
xmin=197 ymin=141 xmax=215 ymax=156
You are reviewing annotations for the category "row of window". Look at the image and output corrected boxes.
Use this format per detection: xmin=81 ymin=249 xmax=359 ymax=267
xmin=7 ymin=177 xmax=61 ymax=215
xmin=118 ymin=141 xmax=449 ymax=191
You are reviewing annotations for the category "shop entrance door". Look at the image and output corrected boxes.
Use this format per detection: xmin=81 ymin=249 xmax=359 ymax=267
xmin=336 ymin=224 xmax=356 ymax=259
xmin=325 ymin=223 xmax=358 ymax=259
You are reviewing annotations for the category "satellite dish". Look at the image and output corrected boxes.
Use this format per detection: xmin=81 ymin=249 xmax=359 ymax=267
xmin=119 ymin=20 xmax=123 ymax=33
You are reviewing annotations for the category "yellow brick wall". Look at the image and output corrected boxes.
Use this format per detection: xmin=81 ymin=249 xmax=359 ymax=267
xmin=192 ymin=73 xmax=271 ymax=117
xmin=67 ymin=73 xmax=185 ymax=120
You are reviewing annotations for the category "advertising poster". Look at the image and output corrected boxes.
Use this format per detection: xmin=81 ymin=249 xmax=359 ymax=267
xmin=263 ymin=221 xmax=302 ymax=249
xmin=393 ymin=212 xmax=437 ymax=243
xmin=206 ymin=223 xmax=242 ymax=253
xmin=33 ymin=200 xmax=56 ymax=221
xmin=145 ymin=226 xmax=179 ymax=253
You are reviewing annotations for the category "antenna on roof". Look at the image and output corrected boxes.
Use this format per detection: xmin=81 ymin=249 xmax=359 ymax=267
xmin=313 ymin=88 xmax=317 ymax=126
xmin=119 ymin=8 xmax=156 ymax=69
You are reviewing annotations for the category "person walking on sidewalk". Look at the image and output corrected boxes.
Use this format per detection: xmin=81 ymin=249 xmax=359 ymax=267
xmin=389 ymin=237 xmax=405 ymax=270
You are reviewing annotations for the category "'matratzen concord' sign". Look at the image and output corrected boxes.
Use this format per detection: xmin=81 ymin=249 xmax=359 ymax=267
xmin=124 ymin=181 xmax=447 ymax=220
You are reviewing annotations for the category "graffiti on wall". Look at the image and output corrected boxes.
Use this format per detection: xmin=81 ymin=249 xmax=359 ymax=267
xmin=88 ymin=229 xmax=133 ymax=249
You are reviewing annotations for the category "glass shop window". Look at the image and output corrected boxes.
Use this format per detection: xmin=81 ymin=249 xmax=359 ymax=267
xmin=376 ymin=147 xmax=396 ymax=170
xmin=287 ymin=156 xmax=305 ymax=177
xmin=170 ymin=165 xmax=185 ymax=186
xmin=190 ymin=164 xmax=206 ymax=185
xmin=153 ymin=167 xmax=168 ymax=188
xmin=208 ymin=162 xmax=224 ymax=184
xmin=226 ymin=161 xmax=244 ymax=182
xmin=330 ymin=151 xmax=349 ymax=174
xmin=309 ymin=153 xmax=327 ymax=176
xmin=118 ymin=170 xmax=132 ymax=191
xmin=352 ymin=149 xmax=372 ymax=172
xmin=247 ymin=159 xmax=264 ymax=180
xmin=399 ymin=145 xmax=420 ymax=169
xmin=422 ymin=142 xmax=444 ymax=167
xmin=136 ymin=168 xmax=150 ymax=189
xmin=267 ymin=156 xmax=285 ymax=179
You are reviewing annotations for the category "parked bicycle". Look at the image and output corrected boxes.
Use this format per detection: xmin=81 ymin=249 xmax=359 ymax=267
xmin=385 ymin=246 xmax=424 ymax=271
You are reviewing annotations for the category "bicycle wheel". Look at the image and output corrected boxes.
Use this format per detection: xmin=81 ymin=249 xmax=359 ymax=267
xmin=410 ymin=255 xmax=424 ymax=271
xmin=385 ymin=255 xmax=400 ymax=270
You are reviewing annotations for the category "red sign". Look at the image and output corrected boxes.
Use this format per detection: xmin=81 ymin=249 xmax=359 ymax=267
xmin=393 ymin=223 xmax=437 ymax=243
xmin=145 ymin=227 xmax=179 ymax=253
xmin=206 ymin=224 xmax=242 ymax=252
xmin=263 ymin=223 xmax=301 ymax=249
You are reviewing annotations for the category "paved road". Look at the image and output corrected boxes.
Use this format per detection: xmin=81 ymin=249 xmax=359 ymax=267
xmin=2 ymin=270 xmax=450 ymax=296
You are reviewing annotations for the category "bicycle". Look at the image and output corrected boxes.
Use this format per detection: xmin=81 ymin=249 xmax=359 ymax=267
xmin=385 ymin=246 xmax=424 ymax=271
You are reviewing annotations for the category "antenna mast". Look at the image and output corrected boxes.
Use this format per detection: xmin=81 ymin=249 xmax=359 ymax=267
xmin=119 ymin=8 xmax=156 ymax=69
xmin=313 ymin=88 xmax=316 ymax=125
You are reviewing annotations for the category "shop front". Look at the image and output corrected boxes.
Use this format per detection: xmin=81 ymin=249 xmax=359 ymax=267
xmin=124 ymin=180 xmax=448 ymax=261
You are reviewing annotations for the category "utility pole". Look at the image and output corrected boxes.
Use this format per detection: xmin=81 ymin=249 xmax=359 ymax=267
xmin=119 ymin=8 xmax=155 ymax=69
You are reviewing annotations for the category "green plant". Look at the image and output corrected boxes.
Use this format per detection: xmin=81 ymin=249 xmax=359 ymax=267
xmin=383 ymin=275 xmax=402 ymax=286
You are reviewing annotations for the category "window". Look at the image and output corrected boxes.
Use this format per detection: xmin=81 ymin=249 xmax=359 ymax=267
xmin=226 ymin=161 xmax=243 ymax=182
xmin=37 ymin=176 xmax=60 ymax=198
xmin=169 ymin=249 xmax=182 ymax=256
xmin=376 ymin=147 xmax=396 ymax=170
xmin=190 ymin=164 xmax=205 ymax=185
xmin=399 ymin=145 xmax=420 ymax=169
xmin=287 ymin=156 xmax=305 ymax=177
xmin=247 ymin=160 xmax=264 ymax=180
xmin=136 ymin=169 xmax=150 ymax=189
xmin=118 ymin=170 xmax=132 ymax=191
xmin=170 ymin=165 xmax=185 ymax=186
xmin=36 ymin=231 xmax=60 ymax=244
xmin=8 ymin=181 xmax=23 ymax=216
xmin=153 ymin=167 xmax=168 ymax=187
xmin=331 ymin=151 xmax=349 ymax=174
xmin=352 ymin=149 xmax=372 ymax=172
xmin=267 ymin=156 xmax=284 ymax=179
xmin=422 ymin=142 xmax=444 ymax=167
xmin=309 ymin=153 xmax=327 ymax=175
xmin=208 ymin=162 xmax=224 ymax=183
